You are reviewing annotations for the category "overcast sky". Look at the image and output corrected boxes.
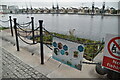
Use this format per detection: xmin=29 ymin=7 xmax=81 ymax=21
xmin=1 ymin=0 xmax=119 ymax=9
xmin=1 ymin=0 xmax=120 ymax=2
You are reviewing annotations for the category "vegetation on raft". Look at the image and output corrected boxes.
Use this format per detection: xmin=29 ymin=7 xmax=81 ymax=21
xmin=0 ymin=27 xmax=9 ymax=30
xmin=34 ymin=31 xmax=104 ymax=61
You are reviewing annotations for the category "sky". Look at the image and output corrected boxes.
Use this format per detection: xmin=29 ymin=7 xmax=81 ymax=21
xmin=0 ymin=0 xmax=120 ymax=9
xmin=1 ymin=0 xmax=120 ymax=2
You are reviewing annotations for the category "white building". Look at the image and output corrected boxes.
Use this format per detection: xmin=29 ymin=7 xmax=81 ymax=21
xmin=118 ymin=1 xmax=120 ymax=10
xmin=8 ymin=5 xmax=19 ymax=13
xmin=0 ymin=5 xmax=8 ymax=13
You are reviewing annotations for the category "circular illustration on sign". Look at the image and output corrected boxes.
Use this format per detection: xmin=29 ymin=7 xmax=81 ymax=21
xmin=63 ymin=45 xmax=68 ymax=51
xmin=65 ymin=52 xmax=69 ymax=56
xmin=107 ymin=37 xmax=120 ymax=59
xmin=54 ymin=48 xmax=59 ymax=55
xmin=58 ymin=42 xmax=63 ymax=49
xmin=52 ymin=42 xmax=57 ymax=47
xmin=78 ymin=45 xmax=84 ymax=52
xmin=74 ymin=51 xmax=79 ymax=58
xmin=60 ymin=50 xmax=65 ymax=55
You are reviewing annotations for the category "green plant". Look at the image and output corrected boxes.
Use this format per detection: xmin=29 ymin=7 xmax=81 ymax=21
xmin=0 ymin=27 xmax=9 ymax=30
xmin=67 ymin=61 xmax=72 ymax=65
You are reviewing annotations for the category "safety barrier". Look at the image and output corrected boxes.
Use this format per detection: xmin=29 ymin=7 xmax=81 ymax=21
xmin=2 ymin=16 xmax=105 ymax=65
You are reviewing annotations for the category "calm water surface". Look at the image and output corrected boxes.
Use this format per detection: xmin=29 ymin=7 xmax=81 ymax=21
xmin=0 ymin=14 xmax=119 ymax=41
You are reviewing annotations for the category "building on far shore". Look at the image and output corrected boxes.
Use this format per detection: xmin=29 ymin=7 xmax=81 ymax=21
xmin=0 ymin=5 xmax=8 ymax=14
xmin=118 ymin=1 xmax=120 ymax=14
xmin=118 ymin=1 xmax=120 ymax=9
xmin=8 ymin=5 xmax=19 ymax=13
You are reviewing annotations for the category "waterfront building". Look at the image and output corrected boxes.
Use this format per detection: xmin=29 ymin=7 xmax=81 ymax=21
xmin=109 ymin=7 xmax=116 ymax=14
xmin=94 ymin=7 xmax=100 ymax=14
xmin=44 ymin=7 xmax=50 ymax=13
xmin=60 ymin=7 xmax=68 ymax=13
xmin=8 ymin=5 xmax=19 ymax=13
xmin=0 ymin=5 xmax=8 ymax=14
xmin=105 ymin=8 xmax=111 ymax=14
xmin=118 ymin=1 xmax=120 ymax=14
xmin=78 ymin=7 xmax=85 ymax=14
xmin=119 ymin=1 xmax=120 ymax=9
xmin=67 ymin=7 xmax=78 ymax=14
xmin=83 ymin=7 xmax=89 ymax=14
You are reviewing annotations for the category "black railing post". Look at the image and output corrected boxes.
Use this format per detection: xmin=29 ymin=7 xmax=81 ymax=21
xmin=13 ymin=18 xmax=19 ymax=51
xmin=31 ymin=17 xmax=35 ymax=44
xmin=9 ymin=16 xmax=13 ymax=36
xmin=39 ymin=20 xmax=44 ymax=64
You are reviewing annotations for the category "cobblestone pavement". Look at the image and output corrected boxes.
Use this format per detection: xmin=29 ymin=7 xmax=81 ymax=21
xmin=2 ymin=47 xmax=50 ymax=79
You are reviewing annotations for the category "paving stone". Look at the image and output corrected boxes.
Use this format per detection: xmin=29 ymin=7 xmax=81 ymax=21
xmin=2 ymin=47 xmax=49 ymax=79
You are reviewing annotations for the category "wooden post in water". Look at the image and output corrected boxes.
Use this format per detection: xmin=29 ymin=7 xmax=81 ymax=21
xmin=9 ymin=16 xmax=13 ymax=36
xmin=13 ymin=18 xmax=19 ymax=51
xmin=39 ymin=20 xmax=44 ymax=64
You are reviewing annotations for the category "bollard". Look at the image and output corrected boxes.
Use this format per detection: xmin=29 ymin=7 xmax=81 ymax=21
xmin=13 ymin=18 xmax=19 ymax=51
xmin=39 ymin=20 xmax=44 ymax=64
xmin=31 ymin=17 xmax=35 ymax=44
xmin=9 ymin=16 xmax=13 ymax=36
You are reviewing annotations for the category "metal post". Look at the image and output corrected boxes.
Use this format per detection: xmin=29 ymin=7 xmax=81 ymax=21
xmin=39 ymin=20 xmax=44 ymax=64
xmin=9 ymin=16 xmax=13 ymax=36
xmin=31 ymin=17 xmax=35 ymax=44
xmin=13 ymin=18 xmax=19 ymax=51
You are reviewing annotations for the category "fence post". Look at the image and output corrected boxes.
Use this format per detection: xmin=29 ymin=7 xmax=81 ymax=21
xmin=13 ymin=18 xmax=19 ymax=51
xmin=9 ymin=16 xmax=13 ymax=36
xmin=39 ymin=20 xmax=44 ymax=64
xmin=31 ymin=17 xmax=35 ymax=44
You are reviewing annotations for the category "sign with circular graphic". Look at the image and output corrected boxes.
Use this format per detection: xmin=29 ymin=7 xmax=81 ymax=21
xmin=102 ymin=34 xmax=120 ymax=73
xmin=52 ymin=37 xmax=84 ymax=71
xmin=107 ymin=37 xmax=120 ymax=59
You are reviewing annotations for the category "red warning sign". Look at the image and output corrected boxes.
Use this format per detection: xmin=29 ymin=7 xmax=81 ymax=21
xmin=107 ymin=37 xmax=120 ymax=59
xmin=102 ymin=34 xmax=120 ymax=73
xmin=102 ymin=56 xmax=120 ymax=72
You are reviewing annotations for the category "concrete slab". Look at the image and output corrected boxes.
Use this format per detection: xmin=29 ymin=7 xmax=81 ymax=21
xmin=34 ymin=58 xmax=61 ymax=76
xmin=47 ymin=63 xmax=105 ymax=78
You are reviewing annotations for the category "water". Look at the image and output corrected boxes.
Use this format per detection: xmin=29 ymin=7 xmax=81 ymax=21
xmin=0 ymin=14 xmax=119 ymax=41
